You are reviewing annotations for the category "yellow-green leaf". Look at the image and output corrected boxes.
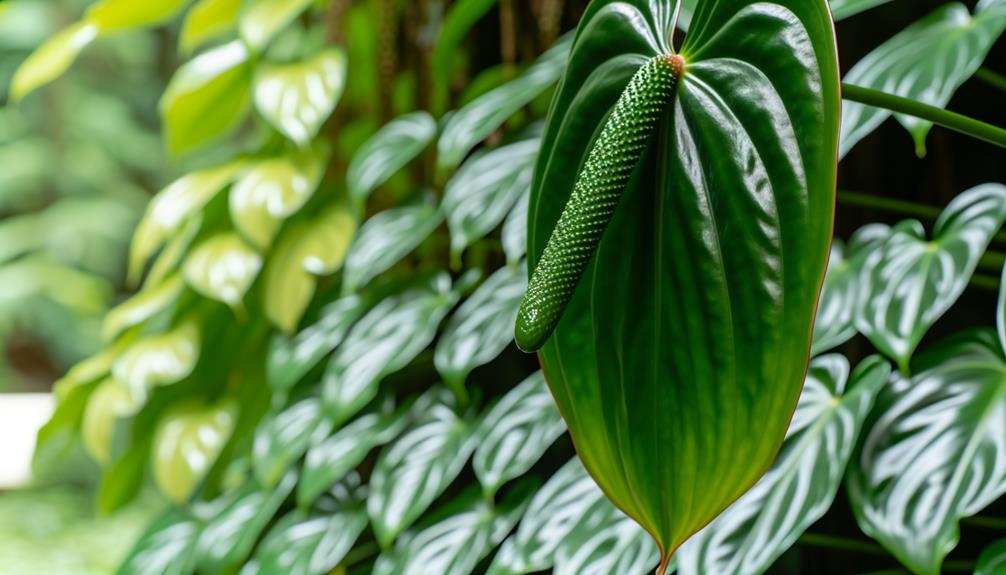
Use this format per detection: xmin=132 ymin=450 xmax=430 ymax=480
xmin=229 ymin=147 xmax=326 ymax=249
xmin=161 ymin=40 xmax=254 ymax=154
xmin=130 ymin=160 xmax=246 ymax=283
xmin=152 ymin=400 xmax=237 ymax=503
xmin=183 ymin=232 xmax=263 ymax=309
xmin=103 ymin=274 xmax=186 ymax=342
xmin=254 ymin=49 xmax=347 ymax=145
xmin=10 ymin=21 xmax=99 ymax=102
xmin=180 ymin=0 xmax=241 ymax=54
xmin=240 ymin=0 xmax=314 ymax=51
xmin=87 ymin=0 xmax=192 ymax=30
xmin=82 ymin=378 xmax=143 ymax=464
xmin=112 ymin=320 xmax=201 ymax=400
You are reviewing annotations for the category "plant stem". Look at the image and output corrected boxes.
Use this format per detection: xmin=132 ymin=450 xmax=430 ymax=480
xmin=970 ymin=273 xmax=1001 ymax=292
xmin=976 ymin=67 xmax=1006 ymax=93
xmin=837 ymin=190 xmax=940 ymax=220
xmin=842 ymin=83 xmax=1006 ymax=150
xmin=963 ymin=515 xmax=1006 ymax=530
xmin=797 ymin=532 xmax=890 ymax=556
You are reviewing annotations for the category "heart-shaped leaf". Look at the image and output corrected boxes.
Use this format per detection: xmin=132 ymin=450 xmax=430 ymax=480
xmin=229 ymin=146 xmax=325 ymax=249
xmin=848 ymin=330 xmax=1006 ymax=575
xmin=374 ymin=482 xmax=535 ymax=575
xmin=840 ymin=1 xmax=1006 ymax=157
xmin=239 ymin=0 xmax=314 ymax=51
xmin=117 ymin=509 xmax=200 ymax=575
xmin=298 ymin=397 xmax=411 ymax=507
xmin=103 ymin=274 xmax=185 ymax=343
xmin=553 ymin=496 xmax=659 ymax=575
xmin=263 ymin=203 xmax=358 ymax=333
xmin=152 ymin=399 xmax=237 ymax=503
xmin=183 ymin=232 xmax=263 ymax=309
xmin=977 ymin=539 xmax=1006 ymax=575
xmin=160 ymin=40 xmax=254 ymax=154
xmin=856 ymin=184 xmax=1006 ymax=373
xmin=10 ymin=22 xmax=99 ymax=102
xmin=676 ymin=355 xmax=890 ymax=574
xmin=194 ymin=473 xmax=297 ymax=573
xmin=180 ymin=0 xmax=241 ymax=54
xmin=812 ymin=224 xmax=889 ymax=356
xmin=502 ymin=191 xmax=529 ymax=266
xmin=443 ymin=138 xmax=538 ymax=260
xmin=252 ymin=398 xmax=332 ymax=488
xmin=267 ymin=294 xmax=367 ymax=392
xmin=527 ymin=0 xmax=840 ymax=563
xmin=346 ymin=112 xmax=437 ymax=204
xmin=251 ymin=484 xmax=368 ymax=575
xmin=254 ymin=50 xmax=347 ymax=145
xmin=437 ymin=36 xmax=570 ymax=173
xmin=488 ymin=458 xmax=606 ymax=575
xmin=368 ymin=387 xmax=478 ymax=548
xmin=322 ymin=275 xmax=457 ymax=425
xmin=341 ymin=202 xmax=443 ymax=294
xmin=473 ymin=371 xmax=565 ymax=496
xmin=434 ymin=263 xmax=527 ymax=394
xmin=112 ymin=320 xmax=200 ymax=400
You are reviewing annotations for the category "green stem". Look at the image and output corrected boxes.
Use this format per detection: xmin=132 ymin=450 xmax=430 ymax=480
xmin=963 ymin=515 xmax=1006 ymax=530
xmin=970 ymin=273 xmax=1001 ymax=292
xmin=976 ymin=67 xmax=1006 ymax=93
xmin=797 ymin=533 xmax=890 ymax=556
xmin=842 ymin=83 xmax=1006 ymax=150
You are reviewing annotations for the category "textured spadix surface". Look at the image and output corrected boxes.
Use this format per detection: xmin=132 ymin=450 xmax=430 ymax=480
xmin=526 ymin=0 xmax=839 ymax=564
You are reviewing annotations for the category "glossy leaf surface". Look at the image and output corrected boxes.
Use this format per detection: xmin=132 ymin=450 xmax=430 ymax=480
xmin=443 ymin=138 xmax=538 ymax=259
xmin=488 ymin=458 xmax=606 ymax=575
xmin=254 ymin=50 xmax=346 ymax=145
xmin=848 ymin=330 xmax=1006 ymax=575
xmin=252 ymin=398 xmax=331 ymax=488
xmin=502 ymin=191 xmax=530 ymax=265
xmin=527 ymin=0 xmax=840 ymax=560
xmin=841 ymin=1 xmax=1006 ymax=157
xmin=117 ymin=509 xmax=199 ymax=575
xmin=812 ymin=225 xmax=889 ymax=356
xmin=103 ymin=274 xmax=185 ymax=342
xmin=181 ymin=0 xmax=241 ymax=53
xmin=676 ymin=355 xmax=890 ymax=574
xmin=112 ymin=320 xmax=200 ymax=401
xmin=341 ymin=202 xmax=443 ymax=294
xmin=976 ymin=539 xmax=1006 ymax=575
xmin=434 ymin=263 xmax=527 ymax=393
xmin=10 ymin=22 xmax=99 ymax=102
xmin=373 ymin=483 xmax=534 ymax=575
xmin=856 ymin=184 xmax=1006 ymax=372
xmin=553 ymin=496 xmax=659 ymax=575
xmin=240 ymin=0 xmax=314 ymax=51
xmin=368 ymin=388 xmax=478 ymax=548
xmin=183 ymin=232 xmax=263 ymax=309
xmin=152 ymin=400 xmax=237 ymax=503
xmin=473 ymin=371 xmax=565 ymax=496
xmin=346 ymin=112 xmax=437 ymax=204
xmin=322 ymin=276 xmax=458 ymax=425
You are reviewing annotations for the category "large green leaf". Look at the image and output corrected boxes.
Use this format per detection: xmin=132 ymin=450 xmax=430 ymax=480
xmin=848 ymin=330 xmax=1006 ymax=575
xmin=977 ymin=539 xmax=1006 ymax=575
xmin=374 ymin=482 xmax=535 ymax=575
xmin=840 ymin=1 xmax=1006 ymax=157
xmin=10 ymin=22 xmax=99 ymax=102
xmin=229 ymin=147 xmax=325 ymax=249
xmin=266 ymin=294 xmax=367 ymax=392
xmin=473 ymin=371 xmax=565 ymax=496
xmin=856 ymin=184 xmax=1006 ymax=373
xmin=437 ymin=36 xmax=571 ymax=173
xmin=488 ymin=458 xmax=606 ymax=575
xmin=298 ymin=397 xmax=411 ymax=507
xmin=194 ymin=473 xmax=296 ymax=573
xmin=341 ymin=202 xmax=443 ymax=294
xmin=253 ymin=49 xmax=346 ymax=145
xmin=251 ymin=481 xmax=368 ymax=575
xmin=112 ymin=320 xmax=200 ymax=401
xmin=183 ymin=232 xmax=263 ymax=309
xmin=152 ymin=399 xmax=237 ymax=504
xmin=160 ymin=40 xmax=254 ymax=154
xmin=434 ymin=263 xmax=527 ymax=395
xmin=553 ymin=496 xmax=659 ymax=575
xmin=117 ymin=509 xmax=200 ymax=575
xmin=346 ymin=112 xmax=437 ymax=204
xmin=322 ymin=275 xmax=458 ymax=425
xmin=443 ymin=138 xmax=538 ymax=260
xmin=812 ymin=224 xmax=889 ymax=356
xmin=527 ymin=0 xmax=840 ymax=562
xmin=252 ymin=398 xmax=331 ymax=488
xmin=368 ymin=387 xmax=478 ymax=548
xmin=676 ymin=355 xmax=890 ymax=574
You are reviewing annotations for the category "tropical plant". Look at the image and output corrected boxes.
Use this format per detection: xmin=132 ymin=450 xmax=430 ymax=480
xmin=10 ymin=0 xmax=1006 ymax=574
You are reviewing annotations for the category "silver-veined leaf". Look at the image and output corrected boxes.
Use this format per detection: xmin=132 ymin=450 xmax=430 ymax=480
xmin=848 ymin=330 xmax=1006 ymax=575
xmin=676 ymin=355 xmax=890 ymax=574
xmin=252 ymin=398 xmax=332 ymax=488
xmin=112 ymin=320 xmax=200 ymax=401
xmin=977 ymin=539 xmax=1006 ymax=575
xmin=346 ymin=112 xmax=437 ymax=204
xmin=117 ymin=509 xmax=200 ymax=575
xmin=254 ymin=49 xmax=346 ymax=145
xmin=502 ymin=190 xmax=529 ymax=266
xmin=152 ymin=399 xmax=237 ymax=504
xmin=183 ymin=232 xmax=263 ymax=309
xmin=239 ymin=0 xmax=314 ymax=51
xmin=553 ymin=496 xmax=659 ymax=575
xmin=473 ymin=371 xmax=565 ymax=496
xmin=856 ymin=184 xmax=1006 ymax=373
